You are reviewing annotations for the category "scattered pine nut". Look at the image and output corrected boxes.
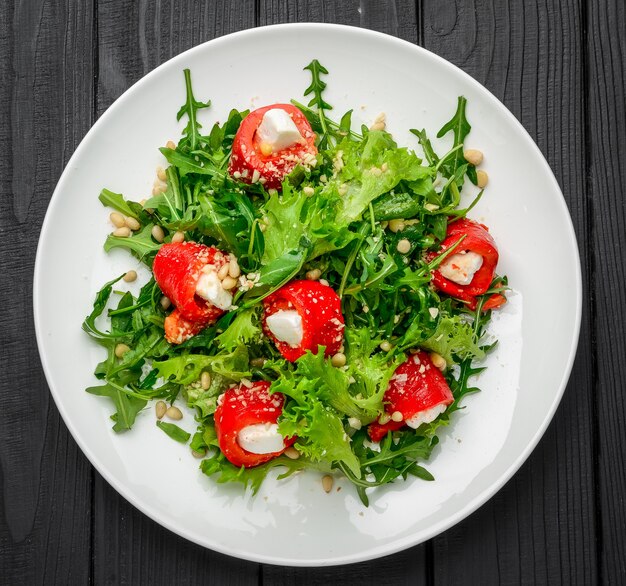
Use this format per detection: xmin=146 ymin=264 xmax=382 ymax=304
xmin=123 ymin=270 xmax=137 ymax=283
xmin=124 ymin=216 xmax=141 ymax=231
xmin=378 ymin=413 xmax=391 ymax=425
xmin=331 ymin=352 xmax=347 ymax=367
xmin=151 ymin=225 xmax=165 ymax=243
xmin=260 ymin=142 xmax=273 ymax=156
xmin=166 ymin=140 xmax=176 ymax=149
xmin=228 ymin=259 xmax=241 ymax=279
xmin=322 ymin=475 xmax=334 ymax=493
xmin=110 ymin=212 xmax=126 ymax=228
xmin=113 ymin=226 xmax=131 ymax=238
xmin=155 ymin=400 xmax=167 ymax=419
xmin=464 ymin=149 xmax=484 ymax=166
xmin=303 ymin=186 xmax=315 ymax=196
xmin=221 ymin=276 xmax=237 ymax=290
xmin=397 ymin=239 xmax=411 ymax=254
xmin=165 ymin=406 xmax=183 ymax=420
xmin=156 ymin=166 xmax=167 ymax=182
xmin=388 ymin=219 xmax=405 ymax=233
xmin=114 ymin=343 xmax=130 ymax=358
xmin=319 ymin=278 xmax=329 ymax=287
xmin=306 ymin=268 xmax=321 ymax=281
xmin=284 ymin=447 xmax=300 ymax=460
xmin=379 ymin=341 xmax=392 ymax=352
xmin=391 ymin=411 xmax=403 ymax=422
xmin=171 ymin=231 xmax=185 ymax=243
xmin=348 ymin=417 xmax=362 ymax=430
xmin=476 ymin=170 xmax=489 ymax=188
xmin=217 ymin=263 xmax=230 ymax=280
xmin=200 ymin=371 xmax=211 ymax=390
xmin=160 ymin=296 xmax=171 ymax=310
xmin=191 ymin=449 xmax=206 ymax=459
xmin=429 ymin=352 xmax=447 ymax=370
xmin=370 ymin=112 xmax=386 ymax=131
xmin=152 ymin=184 xmax=166 ymax=196
xmin=250 ymin=357 xmax=266 ymax=367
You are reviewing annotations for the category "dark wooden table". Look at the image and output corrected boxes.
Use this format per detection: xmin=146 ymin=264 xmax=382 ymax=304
xmin=1 ymin=1 xmax=624 ymax=584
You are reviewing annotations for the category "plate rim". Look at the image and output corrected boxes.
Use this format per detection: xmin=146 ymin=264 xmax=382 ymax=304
xmin=33 ymin=22 xmax=583 ymax=566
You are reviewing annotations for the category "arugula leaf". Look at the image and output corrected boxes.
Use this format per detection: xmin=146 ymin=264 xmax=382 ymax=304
xmin=157 ymin=420 xmax=191 ymax=443
xmin=303 ymin=59 xmax=332 ymax=148
xmin=103 ymin=223 xmax=161 ymax=263
xmin=86 ymin=383 xmax=147 ymax=432
xmin=177 ymin=68 xmax=211 ymax=151
xmin=82 ymin=274 xmax=125 ymax=340
xmin=99 ymin=189 xmax=141 ymax=219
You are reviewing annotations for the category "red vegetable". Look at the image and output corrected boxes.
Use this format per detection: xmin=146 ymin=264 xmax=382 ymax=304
xmin=153 ymin=242 xmax=231 ymax=343
xmin=368 ymin=351 xmax=454 ymax=442
xmin=229 ymin=104 xmax=317 ymax=190
xmin=428 ymin=218 xmax=500 ymax=304
xmin=214 ymin=381 xmax=295 ymax=468
xmin=263 ymin=279 xmax=345 ymax=362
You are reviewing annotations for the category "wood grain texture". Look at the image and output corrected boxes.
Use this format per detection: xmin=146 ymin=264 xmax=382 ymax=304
xmin=0 ymin=0 xmax=94 ymax=583
xmin=92 ymin=2 xmax=259 ymax=584
xmin=587 ymin=0 xmax=626 ymax=583
xmin=421 ymin=1 xmax=597 ymax=584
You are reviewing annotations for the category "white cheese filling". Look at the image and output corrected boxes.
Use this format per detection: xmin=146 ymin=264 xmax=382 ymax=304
xmin=256 ymin=108 xmax=303 ymax=153
xmin=195 ymin=267 xmax=233 ymax=310
xmin=266 ymin=310 xmax=303 ymax=347
xmin=439 ymin=250 xmax=483 ymax=286
xmin=405 ymin=403 xmax=447 ymax=429
xmin=237 ymin=423 xmax=285 ymax=454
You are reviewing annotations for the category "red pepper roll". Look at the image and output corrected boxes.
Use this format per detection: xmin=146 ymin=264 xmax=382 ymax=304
xmin=428 ymin=218 xmax=499 ymax=303
xmin=214 ymin=381 xmax=296 ymax=468
xmin=262 ymin=280 xmax=345 ymax=362
xmin=163 ymin=308 xmax=208 ymax=345
xmin=368 ymin=351 xmax=454 ymax=442
xmin=153 ymin=242 xmax=231 ymax=327
xmin=229 ymin=104 xmax=317 ymax=190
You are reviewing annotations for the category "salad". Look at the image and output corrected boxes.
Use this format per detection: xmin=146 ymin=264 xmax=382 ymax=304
xmin=83 ymin=60 xmax=507 ymax=505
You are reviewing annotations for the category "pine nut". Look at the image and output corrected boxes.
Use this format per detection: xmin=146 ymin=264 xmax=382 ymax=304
xmin=171 ymin=231 xmax=185 ymax=243
xmin=319 ymin=279 xmax=329 ymax=287
xmin=123 ymin=270 xmax=137 ymax=283
xmin=228 ymin=259 xmax=241 ymax=279
xmin=348 ymin=417 xmax=362 ymax=430
xmin=250 ymin=357 xmax=266 ymax=367
xmin=260 ymin=142 xmax=273 ymax=156
xmin=155 ymin=400 xmax=167 ymax=419
xmin=125 ymin=216 xmax=141 ymax=231
xmin=114 ymin=343 xmax=130 ymax=358
xmin=165 ymin=406 xmax=183 ymax=420
xmin=464 ymin=149 xmax=484 ymax=166
xmin=157 ymin=166 xmax=167 ymax=182
xmin=379 ymin=341 xmax=392 ymax=352
xmin=191 ymin=449 xmax=206 ymax=459
xmin=378 ymin=413 xmax=391 ymax=425
xmin=221 ymin=276 xmax=237 ymax=290
xmin=217 ymin=263 xmax=230 ymax=280
xmin=284 ymin=447 xmax=300 ymax=460
xmin=151 ymin=225 xmax=165 ymax=243
xmin=476 ymin=170 xmax=489 ymax=188
xmin=110 ymin=212 xmax=126 ymax=228
xmin=331 ymin=352 xmax=347 ymax=367
xmin=397 ymin=239 xmax=411 ymax=254
xmin=166 ymin=140 xmax=176 ymax=149
xmin=113 ymin=227 xmax=131 ymax=238
xmin=388 ymin=219 xmax=405 ymax=233
xmin=152 ymin=184 xmax=166 ymax=196
xmin=429 ymin=352 xmax=447 ymax=370
xmin=160 ymin=296 xmax=171 ymax=310
xmin=391 ymin=411 xmax=403 ymax=422
xmin=200 ymin=371 xmax=211 ymax=390
xmin=306 ymin=268 xmax=321 ymax=281
xmin=303 ymin=186 xmax=315 ymax=196
xmin=322 ymin=475 xmax=334 ymax=493
xmin=370 ymin=113 xmax=386 ymax=131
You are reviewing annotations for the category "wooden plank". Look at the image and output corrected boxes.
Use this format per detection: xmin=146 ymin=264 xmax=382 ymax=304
xmin=0 ymin=0 xmax=94 ymax=583
xmin=586 ymin=0 xmax=626 ymax=582
xmin=92 ymin=2 xmax=259 ymax=584
xmin=257 ymin=1 xmax=426 ymax=583
xmin=421 ymin=1 xmax=597 ymax=584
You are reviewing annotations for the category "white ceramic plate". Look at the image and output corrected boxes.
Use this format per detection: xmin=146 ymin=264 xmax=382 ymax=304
xmin=34 ymin=24 xmax=581 ymax=566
